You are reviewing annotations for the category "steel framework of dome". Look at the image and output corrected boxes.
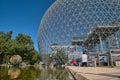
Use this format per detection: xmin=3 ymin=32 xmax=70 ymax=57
xmin=38 ymin=0 xmax=120 ymax=54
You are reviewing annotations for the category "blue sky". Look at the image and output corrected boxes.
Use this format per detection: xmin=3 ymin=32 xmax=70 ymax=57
xmin=0 ymin=0 xmax=56 ymax=51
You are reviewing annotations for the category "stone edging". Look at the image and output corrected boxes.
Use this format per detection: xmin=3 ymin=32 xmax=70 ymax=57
xmin=67 ymin=67 xmax=89 ymax=80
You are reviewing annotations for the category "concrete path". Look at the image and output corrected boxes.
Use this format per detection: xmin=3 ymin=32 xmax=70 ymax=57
xmin=67 ymin=66 xmax=120 ymax=80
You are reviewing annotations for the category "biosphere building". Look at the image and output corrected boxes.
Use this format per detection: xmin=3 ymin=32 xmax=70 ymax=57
xmin=38 ymin=0 xmax=120 ymax=54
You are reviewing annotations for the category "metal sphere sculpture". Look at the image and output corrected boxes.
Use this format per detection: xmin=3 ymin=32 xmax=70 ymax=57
xmin=38 ymin=0 xmax=120 ymax=54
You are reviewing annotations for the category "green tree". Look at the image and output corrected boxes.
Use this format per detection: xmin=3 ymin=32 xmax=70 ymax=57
xmin=0 ymin=31 xmax=12 ymax=64
xmin=13 ymin=33 xmax=40 ymax=65
xmin=54 ymin=50 xmax=68 ymax=65
xmin=0 ymin=31 xmax=41 ymax=65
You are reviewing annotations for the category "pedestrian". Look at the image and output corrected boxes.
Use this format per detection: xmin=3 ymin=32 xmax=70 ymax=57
xmin=72 ymin=57 xmax=77 ymax=66
xmin=81 ymin=51 xmax=88 ymax=67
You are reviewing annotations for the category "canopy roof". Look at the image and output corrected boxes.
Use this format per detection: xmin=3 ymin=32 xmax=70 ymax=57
xmin=85 ymin=26 xmax=120 ymax=45
xmin=72 ymin=26 xmax=120 ymax=46
xmin=110 ymin=49 xmax=120 ymax=54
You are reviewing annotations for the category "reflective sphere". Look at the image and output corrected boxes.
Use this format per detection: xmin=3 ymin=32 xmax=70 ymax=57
xmin=38 ymin=0 xmax=120 ymax=53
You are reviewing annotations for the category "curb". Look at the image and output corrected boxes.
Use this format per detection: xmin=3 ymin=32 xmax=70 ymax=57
xmin=67 ymin=67 xmax=89 ymax=80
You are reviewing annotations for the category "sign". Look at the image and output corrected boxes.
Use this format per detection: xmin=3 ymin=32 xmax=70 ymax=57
xmin=99 ymin=56 xmax=107 ymax=62
xmin=92 ymin=58 xmax=98 ymax=62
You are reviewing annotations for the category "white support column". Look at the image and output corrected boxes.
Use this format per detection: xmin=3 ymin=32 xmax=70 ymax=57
xmin=110 ymin=50 xmax=114 ymax=68
xmin=99 ymin=33 xmax=103 ymax=54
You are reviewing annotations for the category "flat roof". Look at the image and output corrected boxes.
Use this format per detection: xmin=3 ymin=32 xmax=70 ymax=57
xmin=72 ymin=40 xmax=84 ymax=45
xmin=72 ymin=36 xmax=86 ymax=45
xmin=50 ymin=45 xmax=75 ymax=49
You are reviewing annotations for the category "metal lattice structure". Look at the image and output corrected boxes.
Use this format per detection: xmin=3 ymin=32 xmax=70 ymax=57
xmin=38 ymin=0 xmax=120 ymax=54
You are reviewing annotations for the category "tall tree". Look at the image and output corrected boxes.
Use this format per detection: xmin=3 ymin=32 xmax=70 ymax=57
xmin=54 ymin=50 xmax=68 ymax=65
xmin=14 ymin=33 xmax=40 ymax=64
xmin=0 ymin=31 xmax=12 ymax=63
xmin=0 ymin=31 xmax=40 ymax=65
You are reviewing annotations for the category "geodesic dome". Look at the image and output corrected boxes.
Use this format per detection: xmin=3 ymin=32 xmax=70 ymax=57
xmin=38 ymin=0 xmax=120 ymax=54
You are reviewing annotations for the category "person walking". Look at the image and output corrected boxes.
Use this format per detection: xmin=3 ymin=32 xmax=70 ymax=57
xmin=81 ymin=51 xmax=88 ymax=67
xmin=72 ymin=57 xmax=77 ymax=66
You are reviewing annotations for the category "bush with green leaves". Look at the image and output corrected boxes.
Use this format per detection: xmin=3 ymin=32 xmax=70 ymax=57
xmin=54 ymin=50 xmax=68 ymax=65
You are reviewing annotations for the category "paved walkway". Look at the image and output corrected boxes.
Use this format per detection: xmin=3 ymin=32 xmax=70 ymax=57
xmin=67 ymin=66 xmax=120 ymax=80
